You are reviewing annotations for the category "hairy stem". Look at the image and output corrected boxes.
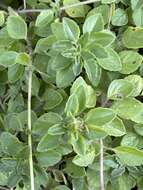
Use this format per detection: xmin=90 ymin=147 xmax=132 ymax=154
xmin=18 ymin=0 xmax=100 ymax=13
xmin=100 ymin=139 xmax=104 ymax=190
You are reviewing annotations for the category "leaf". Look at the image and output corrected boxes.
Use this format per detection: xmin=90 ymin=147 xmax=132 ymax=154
xmin=124 ymin=75 xmax=143 ymax=97
xmin=7 ymin=15 xmax=27 ymax=39
xmin=48 ymin=124 xmax=66 ymax=136
xmin=36 ymin=150 xmax=61 ymax=167
xmin=102 ymin=117 xmax=126 ymax=137
xmin=114 ymin=146 xmax=143 ymax=166
xmin=70 ymin=134 xmax=88 ymax=155
xmin=0 ymin=51 xmax=18 ymax=67
xmin=35 ymin=10 xmax=54 ymax=27
xmin=131 ymin=0 xmax=143 ymax=10
xmin=37 ymin=133 xmax=61 ymax=152
xmin=119 ymin=51 xmax=143 ymax=74
xmin=56 ymin=65 xmax=75 ymax=88
xmin=87 ymin=4 xmax=110 ymax=25
xmin=63 ymin=0 xmax=87 ymax=18
xmin=53 ymin=185 xmax=70 ymax=190
xmin=133 ymin=7 xmax=143 ymax=27
xmin=134 ymin=123 xmax=143 ymax=136
xmin=111 ymin=8 xmax=128 ymax=26
xmin=102 ymin=0 xmax=116 ymax=3
xmin=8 ymin=64 xmax=24 ymax=83
xmin=107 ymin=79 xmax=134 ymax=100
xmin=121 ymin=132 xmax=143 ymax=149
xmin=65 ymin=94 xmax=79 ymax=116
xmin=16 ymin=53 xmax=30 ymax=65
xmin=89 ymin=30 xmax=116 ymax=46
xmin=72 ymin=151 xmax=95 ymax=167
xmin=83 ymin=14 xmax=104 ymax=34
xmin=51 ymin=22 xmax=67 ymax=40
xmin=84 ymin=58 xmax=102 ymax=87
xmin=0 ymin=132 xmax=24 ymax=156
xmin=123 ymin=27 xmax=143 ymax=48
xmin=112 ymin=98 xmax=143 ymax=122
xmin=65 ymin=161 xmax=86 ymax=178
xmin=0 ymin=11 xmax=5 ymax=26
xmin=97 ymin=48 xmax=122 ymax=71
xmin=85 ymin=107 xmax=116 ymax=127
xmin=43 ymin=88 xmax=63 ymax=110
xmin=63 ymin=17 xmax=80 ymax=41
xmin=33 ymin=112 xmax=62 ymax=137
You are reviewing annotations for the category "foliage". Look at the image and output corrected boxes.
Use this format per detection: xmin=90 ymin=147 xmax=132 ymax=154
xmin=0 ymin=0 xmax=143 ymax=189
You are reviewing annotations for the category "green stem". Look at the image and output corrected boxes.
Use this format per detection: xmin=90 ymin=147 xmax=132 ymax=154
xmin=27 ymin=38 xmax=35 ymax=190
xmin=18 ymin=0 xmax=100 ymax=13
xmin=100 ymin=139 xmax=105 ymax=190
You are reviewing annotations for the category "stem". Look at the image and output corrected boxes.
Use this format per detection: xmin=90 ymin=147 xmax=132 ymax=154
xmin=107 ymin=3 xmax=115 ymax=29
xmin=27 ymin=33 xmax=35 ymax=190
xmin=18 ymin=0 xmax=100 ymax=13
xmin=23 ymin=0 xmax=26 ymax=9
xmin=99 ymin=139 xmax=105 ymax=190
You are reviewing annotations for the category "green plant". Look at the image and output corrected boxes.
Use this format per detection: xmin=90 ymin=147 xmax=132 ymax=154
xmin=0 ymin=0 xmax=143 ymax=189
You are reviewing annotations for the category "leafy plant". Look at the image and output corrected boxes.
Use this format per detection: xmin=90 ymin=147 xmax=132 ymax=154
xmin=0 ymin=0 xmax=143 ymax=190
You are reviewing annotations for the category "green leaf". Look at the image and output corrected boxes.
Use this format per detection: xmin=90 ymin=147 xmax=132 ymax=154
xmin=33 ymin=112 xmax=62 ymax=137
xmin=85 ymin=107 xmax=116 ymax=127
xmin=0 ymin=132 xmax=24 ymax=156
xmin=53 ymin=185 xmax=70 ymax=190
xmin=70 ymin=134 xmax=88 ymax=155
xmin=8 ymin=64 xmax=24 ymax=83
xmin=101 ymin=117 xmax=126 ymax=137
xmin=0 ymin=51 xmax=18 ymax=67
xmin=131 ymin=0 xmax=143 ymax=10
xmin=48 ymin=124 xmax=66 ymax=136
xmin=73 ymin=151 xmax=95 ymax=167
xmin=134 ymin=123 xmax=143 ymax=136
xmin=51 ymin=22 xmax=67 ymax=40
xmin=114 ymin=146 xmax=143 ymax=166
xmin=63 ymin=0 xmax=87 ymax=18
xmin=16 ymin=53 xmax=30 ymax=65
xmin=89 ymin=30 xmax=116 ymax=46
xmin=123 ymin=27 xmax=143 ymax=48
xmin=0 ymin=11 xmax=5 ymax=26
xmin=112 ymin=98 xmax=143 ymax=122
xmin=111 ymin=8 xmax=128 ymax=26
xmin=43 ymin=88 xmax=63 ymax=110
xmin=107 ymin=79 xmax=134 ymax=100
xmin=124 ymin=75 xmax=143 ymax=97
xmin=133 ymin=7 xmax=143 ymax=27
xmin=63 ymin=17 xmax=80 ymax=41
xmin=37 ymin=133 xmax=61 ymax=152
xmin=7 ymin=15 xmax=27 ymax=39
xmin=83 ymin=14 xmax=104 ymax=34
xmin=121 ymin=132 xmax=143 ymax=149
xmin=87 ymin=5 xmax=110 ymax=25
xmin=56 ymin=65 xmax=75 ymax=88
xmin=102 ymin=0 xmax=116 ymax=3
xmin=119 ymin=51 xmax=143 ymax=74
xmin=35 ymin=10 xmax=54 ymax=27
xmin=35 ymin=35 xmax=56 ymax=54
xmin=36 ymin=150 xmax=61 ymax=167
xmin=65 ymin=94 xmax=79 ymax=116
xmin=84 ymin=58 xmax=102 ymax=87
xmin=97 ymin=48 xmax=122 ymax=71
xmin=65 ymin=161 xmax=86 ymax=178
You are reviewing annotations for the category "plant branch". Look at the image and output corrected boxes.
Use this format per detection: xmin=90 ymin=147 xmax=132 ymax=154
xmin=100 ymin=139 xmax=105 ymax=190
xmin=18 ymin=0 xmax=100 ymax=13
xmin=27 ymin=38 xmax=35 ymax=190
xmin=23 ymin=0 xmax=26 ymax=9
